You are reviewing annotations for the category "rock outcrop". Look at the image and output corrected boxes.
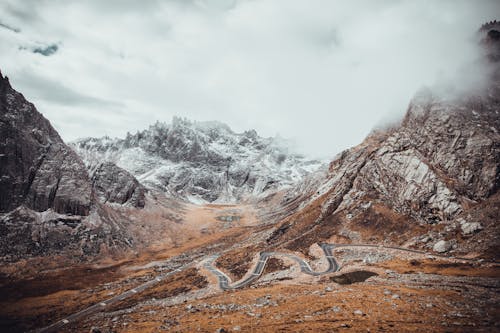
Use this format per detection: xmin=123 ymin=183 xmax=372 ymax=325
xmin=433 ymin=240 xmax=452 ymax=253
xmin=91 ymin=162 xmax=146 ymax=208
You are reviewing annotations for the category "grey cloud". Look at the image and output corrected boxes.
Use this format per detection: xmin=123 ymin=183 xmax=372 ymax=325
xmin=0 ymin=21 xmax=20 ymax=33
xmin=12 ymin=71 xmax=123 ymax=109
xmin=32 ymin=44 xmax=58 ymax=56
xmin=0 ymin=1 xmax=43 ymax=23
xmin=21 ymin=43 xmax=59 ymax=56
xmin=308 ymin=27 xmax=341 ymax=49
xmin=0 ymin=0 xmax=499 ymax=157
xmin=82 ymin=0 xmax=163 ymax=14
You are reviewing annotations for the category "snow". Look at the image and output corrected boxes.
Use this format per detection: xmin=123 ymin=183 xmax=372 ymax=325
xmin=71 ymin=119 xmax=325 ymax=203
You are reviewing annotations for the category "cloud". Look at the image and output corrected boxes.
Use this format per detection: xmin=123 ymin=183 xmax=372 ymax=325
xmin=0 ymin=0 xmax=499 ymax=158
xmin=18 ymin=43 xmax=59 ymax=56
xmin=13 ymin=70 xmax=122 ymax=108
xmin=0 ymin=21 xmax=20 ymax=33
xmin=31 ymin=43 xmax=58 ymax=56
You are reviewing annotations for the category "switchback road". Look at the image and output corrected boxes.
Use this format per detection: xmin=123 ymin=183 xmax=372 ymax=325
xmin=204 ymin=243 xmax=482 ymax=290
xmin=36 ymin=242 xmax=485 ymax=332
xmin=204 ymin=243 xmax=339 ymax=290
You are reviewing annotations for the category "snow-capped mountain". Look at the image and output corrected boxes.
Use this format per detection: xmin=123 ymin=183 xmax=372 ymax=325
xmin=71 ymin=117 xmax=324 ymax=203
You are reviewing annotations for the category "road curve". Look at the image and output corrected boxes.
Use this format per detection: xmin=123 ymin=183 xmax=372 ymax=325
xmin=204 ymin=242 xmax=485 ymax=290
xmin=204 ymin=243 xmax=339 ymax=290
xmin=35 ymin=242 xmax=487 ymax=331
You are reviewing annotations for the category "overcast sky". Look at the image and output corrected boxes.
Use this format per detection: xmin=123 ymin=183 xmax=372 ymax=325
xmin=0 ymin=0 xmax=498 ymax=158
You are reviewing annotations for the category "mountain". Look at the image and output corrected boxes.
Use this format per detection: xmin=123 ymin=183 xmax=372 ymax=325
xmin=0 ymin=73 xmax=153 ymax=262
xmin=0 ymin=73 xmax=92 ymax=216
xmin=263 ymin=22 xmax=500 ymax=260
xmin=72 ymin=118 xmax=324 ymax=203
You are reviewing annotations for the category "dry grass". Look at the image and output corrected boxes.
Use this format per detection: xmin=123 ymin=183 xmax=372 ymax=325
xmin=67 ymin=277 xmax=499 ymax=333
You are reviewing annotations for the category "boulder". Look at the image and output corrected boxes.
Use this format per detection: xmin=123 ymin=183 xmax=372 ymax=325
xmin=433 ymin=240 xmax=452 ymax=253
xmin=460 ymin=221 xmax=483 ymax=235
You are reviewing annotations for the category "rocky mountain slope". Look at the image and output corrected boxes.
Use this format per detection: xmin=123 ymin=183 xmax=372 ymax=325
xmin=262 ymin=22 xmax=500 ymax=260
xmin=72 ymin=118 xmax=324 ymax=203
xmin=91 ymin=162 xmax=146 ymax=208
xmin=0 ymin=68 xmax=321 ymax=266
xmin=0 ymin=72 xmax=157 ymax=263
xmin=0 ymin=73 xmax=92 ymax=216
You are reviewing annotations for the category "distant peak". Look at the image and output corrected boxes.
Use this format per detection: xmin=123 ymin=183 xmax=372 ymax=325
xmin=478 ymin=20 xmax=500 ymax=62
xmin=479 ymin=20 xmax=500 ymax=32
xmin=0 ymin=69 xmax=11 ymax=89
xmin=171 ymin=116 xmax=192 ymax=127
xmin=478 ymin=20 xmax=500 ymax=43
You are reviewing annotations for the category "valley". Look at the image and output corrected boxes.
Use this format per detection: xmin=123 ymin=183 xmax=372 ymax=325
xmin=0 ymin=14 xmax=499 ymax=333
xmin=1 ymin=202 xmax=498 ymax=332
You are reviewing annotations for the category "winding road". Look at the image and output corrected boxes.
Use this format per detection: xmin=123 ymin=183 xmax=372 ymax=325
xmin=204 ymin=243 xmax=339 ymax=290
xmin=36 ymin=242 xmax=484 ymax=332
xmin=36 ymin=261 xmax=197 ymax=333
xmin=204 ymin=243 xmax=481 ymax=290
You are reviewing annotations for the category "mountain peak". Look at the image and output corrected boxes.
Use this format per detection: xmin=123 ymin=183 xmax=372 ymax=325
xmin=0 ymin=69 xmax=92 ymax=216
xmin=479 ymin=20 xmax=500 ymax=33
xmin=0 ymin=69 xmax=11 ymax=89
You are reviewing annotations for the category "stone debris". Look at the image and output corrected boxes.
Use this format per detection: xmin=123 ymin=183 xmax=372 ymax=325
xmin=459 ymin=220 xmax=483 ymax=235
xmin=332 ymin=306 xmax=342 ymax=313
xmin=433 ymin=240 xmax=452 ymax=253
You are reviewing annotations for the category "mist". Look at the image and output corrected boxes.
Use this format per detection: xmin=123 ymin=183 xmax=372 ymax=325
xmin=0 ymin=0 xmax=498 ymax=158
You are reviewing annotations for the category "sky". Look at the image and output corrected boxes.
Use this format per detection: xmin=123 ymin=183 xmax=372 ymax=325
xmin=0 ymin=0 xmax=498 ymax=158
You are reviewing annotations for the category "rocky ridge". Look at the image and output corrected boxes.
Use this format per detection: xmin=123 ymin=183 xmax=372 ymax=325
xmin=0 ymin=72 xmax=155 ymax=262
xmin=0 ymin=72 xmax=92 ymax=216
xmin=265 ymin=23 xmax=500 ymax=258
xmin=72 ymin=118 xmax=324 ymax=203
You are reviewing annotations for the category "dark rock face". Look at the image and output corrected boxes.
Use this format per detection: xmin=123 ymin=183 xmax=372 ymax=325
xmin=0 ymin=71 xmax=157 ymax=262
xmin=0 ymin=206 xmax=81 ymax=259
xmin=91 ymin=162 xmax=146 ymax=208
xmin=0 ymin=72 xmax=92 ymax=215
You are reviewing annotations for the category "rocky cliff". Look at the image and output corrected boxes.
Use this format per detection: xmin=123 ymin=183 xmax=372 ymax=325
xmin=0 ymin=72 xmax=92 ymax=216
xmin=91 ymin=162 xmax=146 ymax=208
xmin=265 ymin=23 xmax=500 ymax=258
xmin=0 ymin=73 xmax=152 ymax=262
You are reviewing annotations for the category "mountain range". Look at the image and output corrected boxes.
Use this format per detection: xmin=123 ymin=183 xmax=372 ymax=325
xmin=72 ymin=118 xmax=323 ymax=204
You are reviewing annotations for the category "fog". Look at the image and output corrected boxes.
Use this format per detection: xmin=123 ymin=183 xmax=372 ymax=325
xmin=0 ymin=0 xmax=498 ymax=158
